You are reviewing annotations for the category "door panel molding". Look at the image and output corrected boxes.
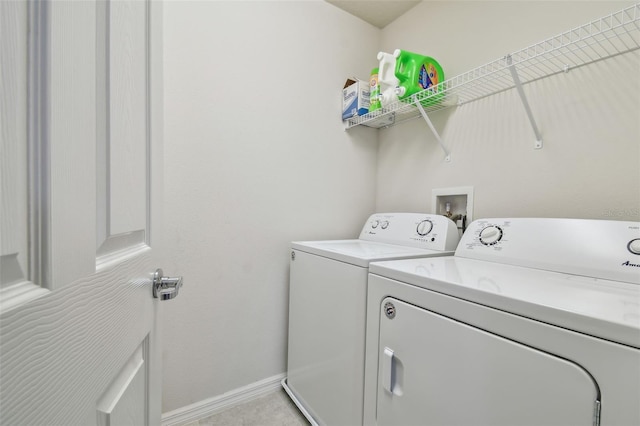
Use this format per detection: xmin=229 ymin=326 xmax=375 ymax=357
xmin=48 ymin=0 xmax=97 ymax=288
xmin=1 ymin=0 xmax=51 ymax=312
xmin=96 ymin=0 xmax=151 ymax=265
xmin=27 ymin=0 xmax=52 ymax=289
xmin=97 ymin=336 xmax=149 ymax=426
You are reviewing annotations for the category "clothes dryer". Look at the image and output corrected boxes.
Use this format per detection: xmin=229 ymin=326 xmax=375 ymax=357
xmin=364 ymin=218 xmax=640 ymax=426
xmin=283 ymin=213 xmax=459 ymax=426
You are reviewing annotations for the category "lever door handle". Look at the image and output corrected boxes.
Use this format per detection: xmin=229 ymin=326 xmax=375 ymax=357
xmin=153 ymin=269 xmax=183 ymax=300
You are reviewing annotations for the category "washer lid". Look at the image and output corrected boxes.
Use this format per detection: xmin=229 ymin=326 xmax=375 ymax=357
xmin=369 ymin=256 xmax=640 ymax=348
xmin=292 ymin=239 xmax=453 ymax=267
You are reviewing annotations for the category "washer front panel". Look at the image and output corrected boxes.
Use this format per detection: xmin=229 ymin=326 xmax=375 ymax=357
xmin=287 ymin=250 xmax=368 ymax=425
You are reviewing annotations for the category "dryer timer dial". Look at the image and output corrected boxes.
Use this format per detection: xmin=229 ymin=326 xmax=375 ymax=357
xmin=416 ymin=220 xmax=433 ymax=236
xmin=479 ymin=225 xmax=503 ymax=246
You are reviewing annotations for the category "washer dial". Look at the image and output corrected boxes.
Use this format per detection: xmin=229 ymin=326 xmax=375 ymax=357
xmin=371 ymin=220 xmax=379 ymax=229
xmin=479 ymin=225 xmax=503 ymax=246
xmin=416 ymin=220 xmax=433 ymax=236
xmin=628 ymin=238 xmax=640 ymax=255
xmin=381 ymin=220 xmax=389 ymax=229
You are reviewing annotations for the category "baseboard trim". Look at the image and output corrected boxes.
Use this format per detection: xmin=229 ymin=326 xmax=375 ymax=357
xmin=161 ymin=373 xmax=286 ymax=426
xmin=281 ymin=377 xmax=318 ymax=426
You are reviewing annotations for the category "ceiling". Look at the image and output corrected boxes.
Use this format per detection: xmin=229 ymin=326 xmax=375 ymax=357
xmin=326 ymin=0 xmax=421 ymax=29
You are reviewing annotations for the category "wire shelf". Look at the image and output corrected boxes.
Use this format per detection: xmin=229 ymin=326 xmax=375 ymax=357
xmin=346 ymin=3 xmax=640 ymax=130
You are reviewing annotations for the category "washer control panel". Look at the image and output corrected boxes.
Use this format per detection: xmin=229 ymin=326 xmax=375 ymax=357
xmin=360 ymin=213 xmax=459 ymax=252
xmin=479 ymin=225 xmax=503 ymax=246
xmin=628 ymin=238 xmax=640 ymax=255
xmin=416 ymin=219 xmax=433 ymax=236
xmin=457 ymin=218 xmax=640 ymax=285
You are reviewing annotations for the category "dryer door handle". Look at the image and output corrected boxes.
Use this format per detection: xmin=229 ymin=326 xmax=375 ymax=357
xmin=382 ymin=347 xmax=395 ymax=393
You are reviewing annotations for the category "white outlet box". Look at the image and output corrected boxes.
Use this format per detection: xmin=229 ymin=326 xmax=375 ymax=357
xmin=431 ymin=186 xmax=474 ymax=233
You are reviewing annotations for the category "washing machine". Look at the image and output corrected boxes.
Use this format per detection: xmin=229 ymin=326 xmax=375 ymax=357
xmin=363 ymin=218 xmax=640 ymax=426
xmin=283 ymin=213 xmax=460 ymax=426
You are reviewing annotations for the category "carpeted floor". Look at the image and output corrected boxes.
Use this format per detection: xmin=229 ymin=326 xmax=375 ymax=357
xmin=184 ymin=389 xmax=309 ymax=426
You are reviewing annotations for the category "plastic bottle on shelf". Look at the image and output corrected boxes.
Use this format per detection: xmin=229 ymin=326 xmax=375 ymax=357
xmin=377 ymin=51 xmax=401 ymax=107
xmin=369 ymin=68 xmax=381 ymax=113
xmin=393 ymin=49 xmax=445 ymax=106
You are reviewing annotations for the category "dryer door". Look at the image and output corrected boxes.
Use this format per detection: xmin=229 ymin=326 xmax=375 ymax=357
xmin=377 ymin=297 xmax=599 ymax=426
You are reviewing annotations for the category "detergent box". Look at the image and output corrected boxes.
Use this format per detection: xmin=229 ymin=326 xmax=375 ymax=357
xmin=342 ymin=78 xmax=370 ymax=120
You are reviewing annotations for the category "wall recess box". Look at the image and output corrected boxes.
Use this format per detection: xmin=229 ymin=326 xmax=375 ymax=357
xmin=432 ymin=186 xmax=474 ymax=233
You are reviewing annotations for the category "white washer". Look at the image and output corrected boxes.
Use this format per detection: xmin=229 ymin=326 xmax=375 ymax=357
xmin=283 ymin=213 xmax=460 ymax=426
xmin=364 ymin=218 xmax=640 ymax=426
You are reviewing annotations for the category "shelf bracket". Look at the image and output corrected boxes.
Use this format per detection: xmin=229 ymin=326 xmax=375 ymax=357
xmin=506 ymin=55 xmax=543 ymax=150
xmin=416 ymin=102 xmax=451 ymax=162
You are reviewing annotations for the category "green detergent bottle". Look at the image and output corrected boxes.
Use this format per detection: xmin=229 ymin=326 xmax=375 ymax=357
xmin=369 ymin=67 xmax=381 ymax=113
xmin=393 ymin=49 xmax=445 ymax=106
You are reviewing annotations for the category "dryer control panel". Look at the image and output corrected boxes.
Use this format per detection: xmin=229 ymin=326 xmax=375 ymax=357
xmin=456 ymin=218 xmax=640 ymax=285
xmin=359 ymin=213 xmax=459 ymax=252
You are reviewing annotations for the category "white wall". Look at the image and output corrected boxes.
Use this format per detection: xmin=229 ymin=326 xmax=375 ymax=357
xmin=162 ymin=0 xmax=640 ymax=415
xmin=377 ymin=1 xmax=640 ymax=221
xmin=161 ymin=1 xmax=380 ymax=412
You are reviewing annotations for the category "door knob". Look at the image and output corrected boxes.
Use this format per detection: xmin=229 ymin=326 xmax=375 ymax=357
xmin=153 ymin=269 xmax=183 ymax=300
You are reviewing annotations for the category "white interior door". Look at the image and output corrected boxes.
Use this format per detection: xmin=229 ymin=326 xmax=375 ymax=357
xmin=376 ymin=297 xmax=600 ymax=426
xmin=0 ymin=0 xmax=166 ymax=424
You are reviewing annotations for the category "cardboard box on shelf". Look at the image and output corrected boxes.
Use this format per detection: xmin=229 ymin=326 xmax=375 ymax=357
xmin=342 ymin=78 xmax=370 ymax=120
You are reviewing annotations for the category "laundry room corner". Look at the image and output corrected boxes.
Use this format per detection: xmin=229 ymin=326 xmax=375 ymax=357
xmin=158 ymin=0 xmax=380 ymax=416
xmin=375 ymin=1 xmax=640 ymax=221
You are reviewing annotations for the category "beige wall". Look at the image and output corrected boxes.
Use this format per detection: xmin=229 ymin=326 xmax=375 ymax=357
xmin=376 ymin=1 xmax=640 ymax=221
xmin=161 ymin=1 xmax=380 ymax=412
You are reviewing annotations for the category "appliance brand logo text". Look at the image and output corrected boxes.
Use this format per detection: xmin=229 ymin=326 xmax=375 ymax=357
xmin=621 ymin=260 xmax=640 ymax=268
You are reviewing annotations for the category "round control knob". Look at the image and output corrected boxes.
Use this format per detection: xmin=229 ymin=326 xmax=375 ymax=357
xmin=381 ymin=221 xmax=389 ymax=229
xmin=371 ymin=220 xmax=379 ymax=229
xmin=479 ymin=225 xmax=503 ymax=246
xmin=416 ymin=220 xmax=433 ymax=236
xmin=628 ymin=238 xmax=640 ymax=255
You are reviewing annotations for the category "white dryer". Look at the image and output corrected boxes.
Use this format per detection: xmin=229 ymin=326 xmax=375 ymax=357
xmin=283 ymin=213 xmax=459 ymax=426
xmin=364 ymin=218 xmax=640 ymax=426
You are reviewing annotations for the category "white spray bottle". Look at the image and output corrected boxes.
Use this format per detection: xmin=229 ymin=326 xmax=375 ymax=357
xmin=377 ymin=51 xmax=401 ymax=107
